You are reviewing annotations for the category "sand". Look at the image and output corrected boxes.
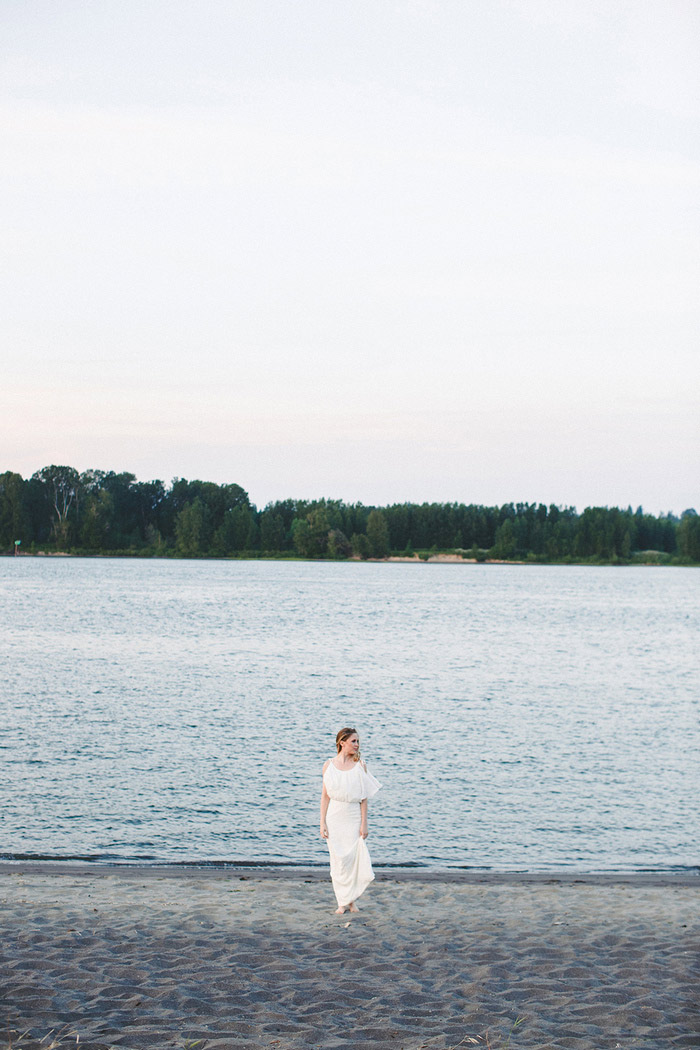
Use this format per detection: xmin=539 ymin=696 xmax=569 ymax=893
xmin=1 ymin=864 xmax=698 ymax=1050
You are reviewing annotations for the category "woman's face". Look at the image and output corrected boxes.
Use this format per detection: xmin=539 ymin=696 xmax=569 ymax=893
xmin=340 ymin=733 xmax=360 ymax=757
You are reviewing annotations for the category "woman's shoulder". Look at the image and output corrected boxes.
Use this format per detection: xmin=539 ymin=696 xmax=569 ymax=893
xmin=322 ymin=758 xmax=332 ymax=773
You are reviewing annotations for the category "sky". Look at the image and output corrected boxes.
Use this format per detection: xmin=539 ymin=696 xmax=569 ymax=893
xmin=2 ymin=1 xmax=699 ymax=513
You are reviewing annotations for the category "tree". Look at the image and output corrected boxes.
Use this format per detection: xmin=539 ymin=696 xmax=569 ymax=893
xmin=351 ymin=532 xmax=371 ymax=559
xmin=245 ymin=515 xmax=260 ymax=551
xmin=137 ymin=479 xmax=167 ymax=539
xmin=677 ymin=511 xmax=700 ymax=562
xmin=492 ymin=519 xmax=516 ymax=559
xmin=385 ymin=503 xmax=411 ymax=550
xmin=213 ymin=506 xmax=255 ymax=554
xmin=259 ymin=510 xmax=285 ymax=552
xmin=621 ymin=529 xmax=632 ymax=560
xmin=291 ymin=507 xmax=331 ymax=557
xmin=291 ymin=517 xmax=313 ymax=557
xmin=307 ymin=507 xmax=331 ymax=554
xmin=33 ymin=465 xmax=82 ymax=547
xmin=221 ymin=483 xmax=250 ymax=512
xmin=80 ymin=489 xmax=114 ymax=549
xmin=327 ymin=529 xmax=351 ymax=558
xmin=175 ymin=498 xmax=210 ymax=556
xmin=0 ymin=472 xmax=28 ymax=549
xmin=144 ymin=522 xmax=165 ymax=551
xmin=366 ymin=509 xmax=389 ymax=558
xmin=98 ymin=472 xmax=140 ymax=546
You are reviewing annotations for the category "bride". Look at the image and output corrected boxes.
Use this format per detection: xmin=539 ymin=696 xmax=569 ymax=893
xmin=320 ymin=727 xmax=382 ymax=914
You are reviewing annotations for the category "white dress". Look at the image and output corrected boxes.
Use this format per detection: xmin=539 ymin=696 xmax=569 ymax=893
xmin=323 ymin=759 xmax=382 ymax=907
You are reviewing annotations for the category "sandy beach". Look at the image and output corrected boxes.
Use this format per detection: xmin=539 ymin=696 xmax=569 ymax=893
xmin=1 ymin=864 xmax=698 ymax=1050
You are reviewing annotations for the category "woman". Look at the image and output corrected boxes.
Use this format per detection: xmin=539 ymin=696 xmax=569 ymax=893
xmin=320 ymin=727 xmax=381 ymax=914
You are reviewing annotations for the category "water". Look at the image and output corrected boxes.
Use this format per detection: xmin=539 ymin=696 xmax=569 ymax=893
xmin=1 ymin=558 xmax=698 ymax=872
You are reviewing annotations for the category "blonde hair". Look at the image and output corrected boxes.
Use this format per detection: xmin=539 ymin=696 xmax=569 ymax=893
xmin=335 ymin=726 xmax=360 ymax=762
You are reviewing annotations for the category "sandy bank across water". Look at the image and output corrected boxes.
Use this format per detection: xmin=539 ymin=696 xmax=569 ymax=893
xmin=1 ymin=864 xmax=698 ymax=1049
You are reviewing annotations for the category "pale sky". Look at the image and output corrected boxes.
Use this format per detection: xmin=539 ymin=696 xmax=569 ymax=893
xmin=2 ymin=1 xmax=698 ymax=513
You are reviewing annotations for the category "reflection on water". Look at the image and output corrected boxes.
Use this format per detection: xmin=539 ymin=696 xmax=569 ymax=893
xmin=1 ymin=558 xmax=698 ymax=871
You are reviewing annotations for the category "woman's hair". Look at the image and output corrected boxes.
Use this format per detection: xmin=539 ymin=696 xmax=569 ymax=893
xmin=336 ymin=726 xmax=360 ymax=761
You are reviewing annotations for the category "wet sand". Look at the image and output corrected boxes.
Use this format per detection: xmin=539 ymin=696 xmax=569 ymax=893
xmin=1 ymin=864 xmax=698 ymax=1049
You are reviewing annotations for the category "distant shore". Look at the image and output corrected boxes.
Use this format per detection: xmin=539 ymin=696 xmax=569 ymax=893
xmin=3 ymin=549 xmax=693 ymax=566
xmin=2 ymin=862 xmax=698 ymax=1049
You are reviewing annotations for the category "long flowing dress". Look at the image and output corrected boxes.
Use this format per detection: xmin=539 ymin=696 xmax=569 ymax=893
xmin=323 ymin=759 xmax=382 ymax=907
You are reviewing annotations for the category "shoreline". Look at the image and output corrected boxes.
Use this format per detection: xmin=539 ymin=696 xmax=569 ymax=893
xmin=2 ymin=858 xmax=698 ymax=885
xmin=4 ymin=550 xmax=692 ymax=566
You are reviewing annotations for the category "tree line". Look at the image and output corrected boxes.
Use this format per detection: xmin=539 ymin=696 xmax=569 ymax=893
xmin=1 ymin=465 xmax=698 ymax=563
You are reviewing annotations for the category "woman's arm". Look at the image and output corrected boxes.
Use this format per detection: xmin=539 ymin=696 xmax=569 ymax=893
xmin=320 ymin=760 xmax=330 ymax=838
xmin=359 ymin=798 xmax=369 ymax=838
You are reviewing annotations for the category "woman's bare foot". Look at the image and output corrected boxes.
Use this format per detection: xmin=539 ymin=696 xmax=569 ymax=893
xmin=335 ymin=905 xmax=346 ymax=915
xmin=348 ymin=902 xmax=359 ymax=913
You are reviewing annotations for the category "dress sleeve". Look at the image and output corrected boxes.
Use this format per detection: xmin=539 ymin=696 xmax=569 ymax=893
xmin=358 ymin=765 xmax=381 ymax=799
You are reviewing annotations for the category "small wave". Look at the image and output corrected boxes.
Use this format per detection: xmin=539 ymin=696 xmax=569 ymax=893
xmin=2 ymin=852 xmax=696 ymax=877
xmin=0 ymin=852 xmax=156 ymax=863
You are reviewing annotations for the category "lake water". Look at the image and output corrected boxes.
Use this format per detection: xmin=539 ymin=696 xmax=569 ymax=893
xmin=1 ymin=558 xmax=698 ymax=872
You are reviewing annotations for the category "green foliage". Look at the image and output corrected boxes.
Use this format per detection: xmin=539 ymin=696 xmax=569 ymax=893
xmin=291 ymin=506 xmax=329 ymax=557
xmin=366 ymin=508 xmax=390 ymax=558
xmin=291 ymin=517 xmax=313 ymax=557
xmin=327 ymin=528 xmax=351 ymax=558
xmin=213 ymin=505 xmax=256 ymax=554
xmin=0 ymin=472 xmax=28 ymax=548
xmin=351 ymin=532 xmax=371 ymax=559
xmin=175 ymin=498 xmax=210 ymax=556
xmin=306 ymin=506 xmax=331 ymax=555
xmin=32 ymin=464 xmax=81 ymax=548
xmin=80 ymin=488 xmax=114 ymax=549
xmin=492 ymin=519 xmax=516 ymax=559
xmin=0 ymin=463 xmax=696 ymax=566
xmin=677 ymin=510 xmax=700 ymax=561
xmin=259 ymin=510 xmax=285 ymax=552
